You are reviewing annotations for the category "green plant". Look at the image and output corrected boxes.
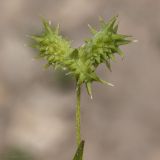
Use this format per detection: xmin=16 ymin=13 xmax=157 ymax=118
xmin=30 ymin=16 xmax=132 ymax=160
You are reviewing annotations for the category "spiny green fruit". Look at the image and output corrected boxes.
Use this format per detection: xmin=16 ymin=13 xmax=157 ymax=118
xmin=31 ymin=16 xmax=132 ymax=98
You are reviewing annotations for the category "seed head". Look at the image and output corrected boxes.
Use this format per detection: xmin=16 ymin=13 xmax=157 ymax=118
xmin=31 ymin=16 xmax=132 ymax=98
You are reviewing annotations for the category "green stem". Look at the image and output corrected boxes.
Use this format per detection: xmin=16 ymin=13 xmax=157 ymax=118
xmin=76 ymin=85 xmax=81 ymax=146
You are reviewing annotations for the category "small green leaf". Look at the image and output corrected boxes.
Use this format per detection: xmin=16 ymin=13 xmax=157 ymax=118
xmin=106 ymin=16 xmax=117 ymax=31
xmin=99 ymin=16 xmax=106 ymax=28
xmin=113 ymin=24 xmax=118 ymax=33
xmin=41 ymin=17 xmax=53 ymax=34
xmin=117 ymin=48 xmax=125 ymax=57
xmin=70 ymin=49 xmax=79 ymax=59
xmin=88 ymin=24 xmax=97 ymax=35
xmin=73 ymin=140 xmax=85 ymax=160
xmin=86 ymin=82 xmax=93 ymax=99
xmin=30 ymin=35 xmax=43 ymax=42
xmin=56 ymin=24 xmax=60 ymax=34
xmin=106 ymin=60 xmax=112 ymax=72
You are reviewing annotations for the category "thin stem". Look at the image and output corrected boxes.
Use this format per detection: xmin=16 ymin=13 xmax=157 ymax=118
xmin=76 ymin=85 xmax=81 ymax=146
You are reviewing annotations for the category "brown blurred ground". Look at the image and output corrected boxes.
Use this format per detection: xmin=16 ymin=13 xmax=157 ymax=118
xmin=0 ymin=0 xmax=160 ymax=160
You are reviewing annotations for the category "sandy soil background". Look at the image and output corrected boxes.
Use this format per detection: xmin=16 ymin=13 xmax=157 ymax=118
xmin=0 ymin=0 xmax=160 ymax=160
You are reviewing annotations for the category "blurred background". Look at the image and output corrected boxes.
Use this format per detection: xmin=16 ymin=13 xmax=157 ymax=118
xmin=0 ymin=0 xmax=160 ymax=160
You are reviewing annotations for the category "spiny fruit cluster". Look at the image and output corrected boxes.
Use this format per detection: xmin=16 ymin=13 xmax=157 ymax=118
xmin=31 ymin=16 xmax=132 ymax=98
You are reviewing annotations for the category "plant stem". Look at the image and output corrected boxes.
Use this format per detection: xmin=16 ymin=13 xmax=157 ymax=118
xmin=76 ymin=85 xmax=81 ymax=146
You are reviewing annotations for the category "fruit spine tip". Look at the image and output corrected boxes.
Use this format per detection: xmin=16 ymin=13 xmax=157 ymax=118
xmin=108 ymin=82 xmax=114 ymax=87
xmin=133 ymin=39 xmax=138 ymax=43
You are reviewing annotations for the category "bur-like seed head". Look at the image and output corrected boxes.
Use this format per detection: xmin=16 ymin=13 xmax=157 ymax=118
xmin=31 ymin=16 xmax=132 ymax=98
